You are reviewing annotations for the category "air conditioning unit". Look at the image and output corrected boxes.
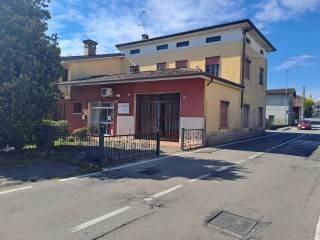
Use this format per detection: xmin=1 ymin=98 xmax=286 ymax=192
xmin=101 ymin=88 xmax=113 ymax=97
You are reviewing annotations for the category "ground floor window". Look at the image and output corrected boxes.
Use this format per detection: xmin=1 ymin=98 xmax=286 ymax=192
xmin=258 ymin=107 xmax=264 ymax=127
xmin=74 ymin=103 xmax=82 ymax=114
xmin=220 ymin=101 xmax=229 ymax=129
xmin=268 ymin=115 xmax=275 ymax=124
xmin=243 ymin=104 xmax=250 ymax=128
xmin=90 ymin=102 xmax=114 ymax=135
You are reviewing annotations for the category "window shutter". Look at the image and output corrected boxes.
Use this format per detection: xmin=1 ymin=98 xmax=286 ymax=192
xmin=205 ymin=56 xmax=220 ymax=65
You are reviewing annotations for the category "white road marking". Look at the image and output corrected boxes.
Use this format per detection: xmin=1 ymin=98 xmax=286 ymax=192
xmin=248 ymin=154 xmax=258 ymax=159
xmin=144 ymin=185 xmax=184 ymax=201
xmin=315 ymin=215 xmax=320 ymax=240
xmin=59 ymin=152 xmax=190 ymax=182
xmin=210 ymin=132 xmax=282 ymax=149
xmin=215 ymin=166 xmax=231 ymax=172
xmin=59 ymin=133 xmax=301 ymax=183
xmin=236 ymin=159 xmax=247 ymax=164
xmin=0 ymin=186 xmax=33 ymax=195
xmin=70 ymin=206 xmax=131 ymax=233
xmin=188 ymin=173 xmax=211 ymax=183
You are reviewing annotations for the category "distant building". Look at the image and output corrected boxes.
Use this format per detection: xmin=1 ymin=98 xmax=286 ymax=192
xmin=266 ymin=88 xmax=304 ymax=126
xmin=313 ymin=100 xmax=320 ymax=117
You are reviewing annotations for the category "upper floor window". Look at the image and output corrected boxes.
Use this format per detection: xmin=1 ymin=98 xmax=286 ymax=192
xmin=260 ymin=49 xmax=264 ymax=55
xmin=130 ymin=49 xmax=140 ymax=55
xmin=156 ymin=44 xmax=168 ymax=50
xmin=246 ymin=37 xmax=251 ymax=45
xmin=62 ymin=68 xmax=68 ymax=82
xmin=244 ymin=58 xmax=251 ymax=80
xmin=176 ymin=41 xmax=189 ymax=48
xmin=259 ymin=67 xmax=265 ymax=85
xmin=129 ymin=65 xmax=139 ymax=73
xmin=157 ymin=62 xmax=167 ymax=71
xmin=206 ymin=36 xmax=221 ymax=43
xmin=74 ymin=103 xmax=82 ymax=114
xmin=205 ymin=56 xmax=220 ymax=77
xmin=175 ymin=60 xmax=188 ymax=69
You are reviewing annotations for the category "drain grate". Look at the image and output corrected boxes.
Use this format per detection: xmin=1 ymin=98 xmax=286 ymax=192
xmin=138 ymin=167 xmax=161 ymax=176
xmin=208 ymin=211 xmax=258 ymax=236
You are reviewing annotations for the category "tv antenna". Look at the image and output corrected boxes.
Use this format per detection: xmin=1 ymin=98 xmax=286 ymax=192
xmin=139 ymin=10 xmax=147 ymax=35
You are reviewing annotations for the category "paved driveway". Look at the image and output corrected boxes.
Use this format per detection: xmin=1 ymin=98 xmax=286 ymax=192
xmin=0 ymin=131 xmax=319 ymax=240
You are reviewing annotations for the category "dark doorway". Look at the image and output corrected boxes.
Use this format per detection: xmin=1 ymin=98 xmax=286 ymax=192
xmin=136 ymin=93 xmax=180 ymax=141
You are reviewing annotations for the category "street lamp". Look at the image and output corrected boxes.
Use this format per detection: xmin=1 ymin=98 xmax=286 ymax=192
xmin=284 ymin=70 xmax=290 ymax=125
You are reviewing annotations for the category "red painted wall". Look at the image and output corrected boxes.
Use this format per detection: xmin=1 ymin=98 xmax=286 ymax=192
xmin=59 ymin=78 xmax=205 ymax=132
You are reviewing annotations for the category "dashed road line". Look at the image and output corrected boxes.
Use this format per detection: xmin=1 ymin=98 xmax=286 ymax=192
xmin=58 ymin=133 xmax=284 ymax=183
xmin=315 ymin=215 xmax=320 ymax=240
xmin=70 ymin=206 xmax=131 ymax=233
xmin=0 ymin=186 xmax=33 ymax=196
xmin=188 ymin=173 xmax=211 ymax=183
xmin=144 ymin=185 xmax=184 ymax=202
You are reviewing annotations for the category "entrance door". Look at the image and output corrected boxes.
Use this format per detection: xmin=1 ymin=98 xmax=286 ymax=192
xmin=90 ymin=103 xmax=114 ymax=135
xmin=136 ymin=93 xmax=180 ymax=141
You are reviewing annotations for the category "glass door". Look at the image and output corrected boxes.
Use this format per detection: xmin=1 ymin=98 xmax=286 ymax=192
xmin=90 ymin=103 xmax=114 ymax=135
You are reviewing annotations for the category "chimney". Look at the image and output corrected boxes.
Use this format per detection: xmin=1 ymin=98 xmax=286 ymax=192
xmin=142 ymin=34 xmax=149 ymax=40
xmin=83 ymin=39 xmax=98 ymax=56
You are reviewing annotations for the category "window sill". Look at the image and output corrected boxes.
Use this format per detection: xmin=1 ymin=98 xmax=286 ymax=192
xmin=72 ymin=113 xmax=82 ymax=115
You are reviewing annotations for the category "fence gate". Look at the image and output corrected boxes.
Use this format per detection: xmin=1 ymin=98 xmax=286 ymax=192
xmin=136 ymin=93 xmax=180 ymax=141
xmin=181 ymin=128 xmax=206 ymax=150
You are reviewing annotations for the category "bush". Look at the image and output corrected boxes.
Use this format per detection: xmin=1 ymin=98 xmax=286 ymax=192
xmin=34 ymin=120 xmax=69 ymax=149
xmin=73 ymin=127 xmax=89 ymax=141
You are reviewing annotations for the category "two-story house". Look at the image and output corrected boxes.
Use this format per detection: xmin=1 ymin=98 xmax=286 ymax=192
xmin=58 ymin=19 xmax=275 ymax=145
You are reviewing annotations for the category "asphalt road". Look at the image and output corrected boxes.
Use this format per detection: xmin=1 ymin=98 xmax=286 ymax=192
xmin=0 ymin=130 xmax=320 ymax=240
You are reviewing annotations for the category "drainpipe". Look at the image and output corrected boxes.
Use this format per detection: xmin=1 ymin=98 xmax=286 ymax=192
xmin=240 ymin=27 xmax=252 ymax=129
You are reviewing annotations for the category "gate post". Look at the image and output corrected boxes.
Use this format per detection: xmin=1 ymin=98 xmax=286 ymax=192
xmin=156 ymin=130 xmax=160 ymax=156
xmin=98 ymin=126 xmax=105 ymax=166
xmin=181 ymin=128 xmax=185 ymax=150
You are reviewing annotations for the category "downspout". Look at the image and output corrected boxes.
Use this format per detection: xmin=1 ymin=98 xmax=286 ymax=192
xmin=240 ymin=27 xmax=252 ymax=129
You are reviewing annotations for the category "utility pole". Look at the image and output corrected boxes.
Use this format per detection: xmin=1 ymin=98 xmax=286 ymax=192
xmin=284 ymin=70 xmax=290 ymax=125
xmin=301 ymin=86 xmax=305 ymax=120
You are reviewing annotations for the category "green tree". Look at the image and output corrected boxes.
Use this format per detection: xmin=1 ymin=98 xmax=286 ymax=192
xmin=304 ymin=96 xmax=314 ymax=118
xmin=0 ymin=0 xmax=62 ymax=148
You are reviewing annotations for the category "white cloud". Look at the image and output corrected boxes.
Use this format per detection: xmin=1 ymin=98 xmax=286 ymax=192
xmin=254 ymin=0 xmax=320 ymax=26
xmin=48 ymin=0 xmax=320 ymax=56
xmin=49 ymin=0 xmax=245 ymax=56
xmin=273 ymin=54 xmax=316 ymax=71
xmin=306 ymin=90 xmax=320 ymax=101
xmin=59 ymin=38 xmax=84 ymax=56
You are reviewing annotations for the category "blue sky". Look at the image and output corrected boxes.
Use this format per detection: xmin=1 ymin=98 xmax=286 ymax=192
xmin=48 ymin=0 xmax=320 ymax=100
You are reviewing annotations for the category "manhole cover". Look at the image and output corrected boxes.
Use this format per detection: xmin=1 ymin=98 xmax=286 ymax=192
xmin=208 ymin=211 xmax=258 ymax=236
xmin=138 ymin=167 xmax=161 ymax=176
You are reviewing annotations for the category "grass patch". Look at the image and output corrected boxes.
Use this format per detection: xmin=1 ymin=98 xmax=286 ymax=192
xmin=0 ymin=149 xmax=101 ymax=171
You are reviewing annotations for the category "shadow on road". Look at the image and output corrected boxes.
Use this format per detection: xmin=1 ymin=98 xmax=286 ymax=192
xmin=214 ymin=132 xmax=320 ymax=158
xmin=84 ymin=156 xmax=249 ymax=183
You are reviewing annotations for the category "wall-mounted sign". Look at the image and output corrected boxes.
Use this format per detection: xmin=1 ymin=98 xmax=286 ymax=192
xmin=118 ymin=103 xmax=130 ymax=114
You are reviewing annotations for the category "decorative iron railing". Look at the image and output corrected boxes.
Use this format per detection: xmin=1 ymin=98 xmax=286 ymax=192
xmin=49 ymin=131 xmax=160 ymax=166
xmin=104 ymin=132 xmax=159 ymax=162
xmin=181 ymin=128 xmax=205 ymax=151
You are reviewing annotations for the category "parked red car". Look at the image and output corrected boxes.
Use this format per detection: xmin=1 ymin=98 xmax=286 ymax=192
xmin=298 ymin=120 xmax=312 ymax=130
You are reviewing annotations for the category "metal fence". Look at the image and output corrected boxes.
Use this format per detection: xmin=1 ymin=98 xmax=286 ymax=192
xmin=104 ymin=132 xmax=159 ymax=162
xmin=181 ymin=128 xmax=205 ymax=151
xmin=48 ymin=131 xmax=160 ymax=166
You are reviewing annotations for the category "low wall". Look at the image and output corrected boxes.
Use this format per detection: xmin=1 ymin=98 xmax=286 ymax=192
xmin=206 ymin=128 xmax=265 ymax=146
